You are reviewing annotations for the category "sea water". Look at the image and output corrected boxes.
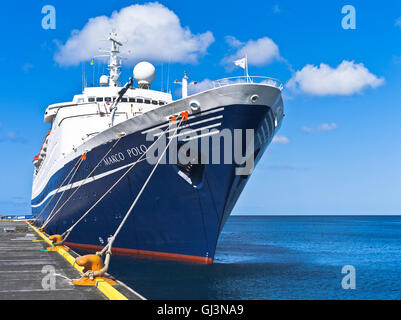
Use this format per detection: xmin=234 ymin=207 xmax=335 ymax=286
xmin=108 ymin=216 xmax=401 ymax=300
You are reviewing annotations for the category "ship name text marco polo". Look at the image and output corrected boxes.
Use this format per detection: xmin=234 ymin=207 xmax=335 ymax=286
xmin=103 ymin=145 xmax=148 ymax=166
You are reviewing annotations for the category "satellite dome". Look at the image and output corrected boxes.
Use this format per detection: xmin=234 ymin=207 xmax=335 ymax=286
xmin=99 ymin=75 xmax=109 ymax=86
xmin=133 ymin=62 xmax=156 ymax=88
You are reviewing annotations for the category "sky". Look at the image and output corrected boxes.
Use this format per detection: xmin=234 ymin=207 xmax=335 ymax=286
xmin=0 ymin=0 xmax=400 ymax=215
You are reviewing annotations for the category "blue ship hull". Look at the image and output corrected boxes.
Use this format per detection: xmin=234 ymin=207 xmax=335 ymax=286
xmin=32 ymin=104 xmax=276 ymax=263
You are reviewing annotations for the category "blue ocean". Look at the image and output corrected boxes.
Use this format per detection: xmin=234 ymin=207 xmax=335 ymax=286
xmin=107 ymin=216 xmax=401 ymax=300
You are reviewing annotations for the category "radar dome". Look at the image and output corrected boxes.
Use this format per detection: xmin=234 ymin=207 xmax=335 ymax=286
xmin=99 ymin=75 xmax=109 ymax=86
xmin=133 ymin=62 xmax=156 ymax=86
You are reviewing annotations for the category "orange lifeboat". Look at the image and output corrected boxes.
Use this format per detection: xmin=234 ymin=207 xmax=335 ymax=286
xmin=33 ymin=131 xmax=51 ymax=167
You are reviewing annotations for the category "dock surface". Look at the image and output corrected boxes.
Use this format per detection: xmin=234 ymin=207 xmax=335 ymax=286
xmin=0 ymin=220 xmax=144 ymax=300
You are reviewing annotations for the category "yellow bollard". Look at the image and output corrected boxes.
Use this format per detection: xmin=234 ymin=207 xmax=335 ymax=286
xmin=72 ymin=254 xmax=116 ymax=286
xmin=46 ymin=234 xmax=70 ymax=252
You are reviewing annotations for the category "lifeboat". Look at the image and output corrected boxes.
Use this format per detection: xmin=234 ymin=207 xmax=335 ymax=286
xmin=33 ymin=131 xmax=51 ymax=167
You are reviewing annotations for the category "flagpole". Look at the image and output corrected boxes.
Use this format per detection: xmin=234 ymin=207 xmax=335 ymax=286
xmin=245 ymin=54 xmax=249 ymax=83
xmin=92 ymin=59 xmax=95 ymax=86
xmin=234 ymin=56 xmax=249 ymax=82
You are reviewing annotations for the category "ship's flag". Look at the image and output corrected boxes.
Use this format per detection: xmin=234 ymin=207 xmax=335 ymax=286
xmin=234 ymin=57 xmax=246 ymax=69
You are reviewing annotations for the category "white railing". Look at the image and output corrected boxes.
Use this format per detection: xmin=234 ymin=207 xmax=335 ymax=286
xmin=212 ymin=76 xmax=284 ymax=91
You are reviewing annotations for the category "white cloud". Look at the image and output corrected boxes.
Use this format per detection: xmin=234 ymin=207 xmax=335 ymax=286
xmin=272 ymin=5 xmax=281 ymax=14
xmin=188 ymin=79 xmax=215 ymax=95
xmin=272 ymin=135 xmax=290 ymax=144
xmin=287 ymin=60 xmax=385 ymax=96
xmin=22 ymin=63 xmax=34 ymax=73
xmin=0 ymin=131 xmax=27 ymax=144
xmin=54 ymin=3 xmax=214 ymax=66
xmin=300 ymin=126 xmax=314 ymax=134
xmin=392 ymin=55 xmax=401 ymax=65
xmin=225 ymin=36 xmax=243 ymax=48
xmin=300 ymin=123 xmax=339 ymax=134
xmin=187 ymin=77 xmax=250 ymax=95
xmin=396 ymin=17 xmax=401 ymax=28
xmin=222 ymin=36 xmax=281 ymax=67
xmin=317 ymin=123 xmax=339 ymax=132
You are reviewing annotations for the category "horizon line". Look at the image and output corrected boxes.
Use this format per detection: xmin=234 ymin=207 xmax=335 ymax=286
xmin=2 ymin=213 xmax=401 ymax=217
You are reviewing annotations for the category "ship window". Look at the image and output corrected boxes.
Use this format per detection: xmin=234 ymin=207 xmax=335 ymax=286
xmin=121 ymin=98 xmax=128 ymax=102
xmin=144 ymin=99 xmax=151 ymax=104
xmin=129 ymin=98 xmax=135 ymax=102
xmin=152 ymin=100 xmax=158 ymax=105
xmin=137 ymin=98 xmax=144 ymax=103
xmin=105 ymin=97 xmax=112 ymax=102
xmin=96 ymin=97 xmax=104 ymax=102
xmin=88 ymin=97 xmax=95 ymax=102
xmin=159 ymin=101 xmax=166 ymax=106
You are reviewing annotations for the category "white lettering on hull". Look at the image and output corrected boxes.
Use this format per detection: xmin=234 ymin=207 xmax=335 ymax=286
xmin=103 ymin=145 xmax=148 ymax=167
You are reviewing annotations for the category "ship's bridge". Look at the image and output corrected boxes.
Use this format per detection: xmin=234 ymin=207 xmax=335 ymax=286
xmin=77 ymin=87 xmax=171 ymax=106
xmin=44 ymin=87 xmax=172 ymax=124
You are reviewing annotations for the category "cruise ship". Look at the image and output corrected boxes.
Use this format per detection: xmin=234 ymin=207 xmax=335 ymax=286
xmin=32 ymin=34 xmax=285 ymax=264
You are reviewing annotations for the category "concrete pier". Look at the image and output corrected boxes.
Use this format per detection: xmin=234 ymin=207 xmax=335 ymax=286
xmin=0 ymin=220 xmax=145 ymax=300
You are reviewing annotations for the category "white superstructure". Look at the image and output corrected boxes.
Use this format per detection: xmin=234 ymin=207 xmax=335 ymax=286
xmin=34 ymin=34 xmax=172 ymax=177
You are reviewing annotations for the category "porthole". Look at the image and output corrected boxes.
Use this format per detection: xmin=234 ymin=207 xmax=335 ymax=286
xmin=190 ymin=100 xmax=200 ymax=112
xmin=250 ymin=94 xmax=259 ymax=103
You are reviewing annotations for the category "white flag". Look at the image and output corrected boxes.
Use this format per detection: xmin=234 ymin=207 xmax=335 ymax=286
xmin=234 ymin=57 xmax=246 ymax=69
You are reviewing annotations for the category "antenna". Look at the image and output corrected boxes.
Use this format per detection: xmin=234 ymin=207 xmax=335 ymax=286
xmin=174 ymin=71 xmax=197 ymax=99
xmin=93 ymin=31 xmax=125 ymax=87
xmin=83 ymin=63 xmax=86 ymax=89
xmin=81 ymin=63 xmax=83 ymax=91
xmin=161 ymin=63 xmax=164 ymax=92
xmin=89 ymin=31 xmax=133 ymax=88
xmin=107 ymin=32 xmax=123 ymax=87
xmin=166 ymin=60 xmax=170 ymax=93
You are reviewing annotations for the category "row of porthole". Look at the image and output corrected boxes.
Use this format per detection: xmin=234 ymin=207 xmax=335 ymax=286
xmin=88 ymin=96 xmax=167 ymax=106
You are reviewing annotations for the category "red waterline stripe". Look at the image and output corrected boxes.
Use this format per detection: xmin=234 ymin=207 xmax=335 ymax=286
xmin=64 ymin=242 xmax=213 ymax=264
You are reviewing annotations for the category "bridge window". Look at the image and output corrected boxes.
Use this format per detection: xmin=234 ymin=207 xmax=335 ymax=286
xmin=88 ymin=97 xmax=95 ymax=102
xmin=129 ymin=98 xmax=135 ymax=103
xmin=152 ymin=100 xmax=158 ymax=105
xmin=105 ymin=97 xmax=112 ymax=102
xmin=96 ymin=97 xmax=104 ymax=102
xmin=159 ymin=101 xmax=166 ymax=106
xmin=144 ymin=99 xmax=151 ymax=104
xmin=121 ymin=98 xmax=128 ymax=102
xmin=137 ymin=98 xmax=144 ymax=103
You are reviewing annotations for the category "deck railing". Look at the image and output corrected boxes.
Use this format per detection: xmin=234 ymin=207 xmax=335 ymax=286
xmin=212 ymin=76 xmax=284 ymax=91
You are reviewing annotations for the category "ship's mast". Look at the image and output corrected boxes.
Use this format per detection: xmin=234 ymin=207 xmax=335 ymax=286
xmin=107 ymin=32 xmax=123 ymax=87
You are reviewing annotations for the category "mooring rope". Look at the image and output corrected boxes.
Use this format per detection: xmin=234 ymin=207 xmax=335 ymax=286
xmin=54 ymin=113 xmax=188 ymax=283
xmin=100 ymin=118 xmax=184 ymax=256
xmin=32 ymin=157 xmax=85 ymax=225
xmin=55 ymin=119 xmax=179 ymax=246
xmin=41 ymin=135 xmax=124 ymax=229
xmin=40 ymin=155 xmax=86 ymax=229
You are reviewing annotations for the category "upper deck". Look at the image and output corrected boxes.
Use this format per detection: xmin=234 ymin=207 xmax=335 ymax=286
xmin=44 ymin=87 xmax=172 ymax=124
